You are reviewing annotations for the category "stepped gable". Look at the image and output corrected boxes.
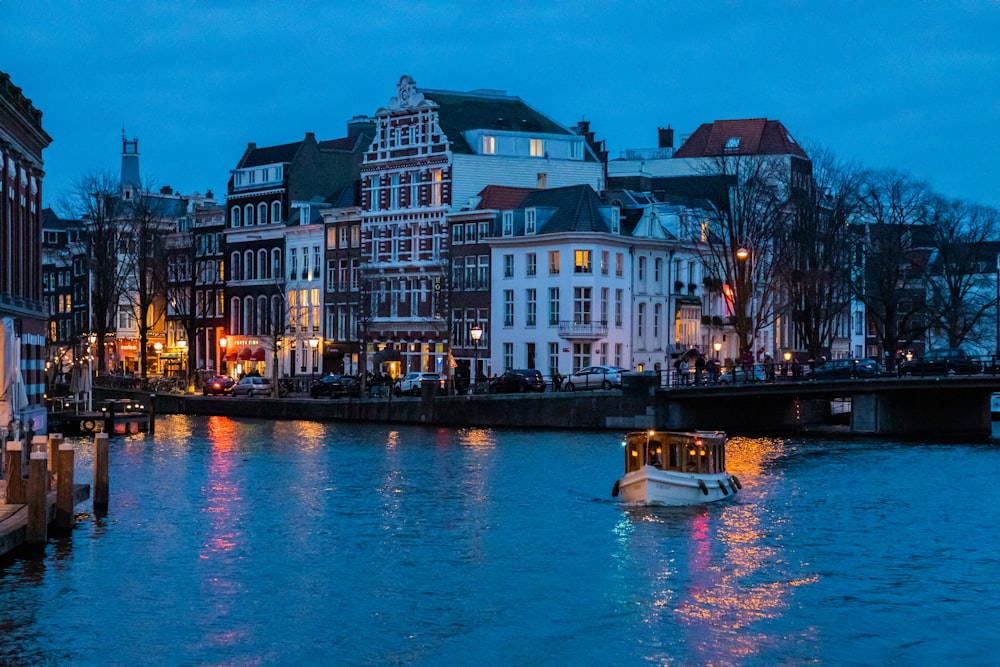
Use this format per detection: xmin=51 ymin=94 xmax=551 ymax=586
xmin=674 ymin=118 xmax=808 ymax=159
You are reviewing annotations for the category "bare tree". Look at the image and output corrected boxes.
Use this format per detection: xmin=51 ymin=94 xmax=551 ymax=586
xmin=695 ymin=154 xmax=792 ymax=355
xmin=58 ymin=172 xmax=129 ymax=374
xmin=776 ymin=145 xmax=863 ymax=359
xmin=850 ymin=169 xmax=931 ymax=366
xmin=122 ymin=185 xmax=172 ymax=377
xmin=923 ymin=197 xmax=1000 ymax=349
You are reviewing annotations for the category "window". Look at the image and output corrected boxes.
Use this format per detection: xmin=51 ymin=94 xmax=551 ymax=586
xmin=530 ymin=138 xmax=544 ymax=157
xmin=503 ymin=343 xmax=514 ymax=371
xmin=272 ymin=200 xmax=281 ymax=224
xmin=244 ymin=204 xmax=254 ymax=226
xmin=548 ymin=287 xmax=560 ymax=325
xmin=452 ymin=224 xmax=464 ymax=245
xmin=725 ymin=136 xmax=741 ymax=152
xmin=502 ymin=211 xmax=513 ymax=236
xmin=573 ymin=287 xmax=592 ymax=324
xmin=611 ymin=207 xmax=620 ymax=234
xmin=653 ymin=303 xmax=662 ymax=338
xmin=465 ymin=223 xmax=476 ymax=243
xmin=504 ymin=290 xmax=515 ymax=326
xmin=600 ymin=251 xmax=609 ymax=276
xmin=390 ymin=173 xmax=400 ymax=209
xmin=503 ymin=254 xmax=514 ymax=278
xmin=312 ymin=246 xmax=321 ymax=281
xmin=482 ymin=135 xmax=496 ymax=154
xmin=615 ymin=253 xmax=624 ymax=277
xmin=526 ymin=253 xmax=536 ymax=277
xmin=638 ymin=256 xmax=646 ymax=281
xmin=369 ymin=176 xmax=380 ymax=212
xmin=537 ymin=173 xmax=547 ymax=189
xmin=572 ymin=343 xmax=592 ymax=372
xmin=615 ymin=289 xmax=623 ymax=326
xmin=548 ymin=250 xmax=560 ymax=275
xmin=289 ymin=248 xmax=298 ymax=280
xmin=601 ymin=288 xmax=608 ymax=325
xmin=258 ymin=202 xmax=268 ymax=225
xmin=430 ymin=168 xmax=443 ymax=207
xmin=549 ymin=342 xmax=560 ymax=378
xmin=525 ymin=208 xmax=536 ymax=235
xmin=526 ymin=289 xmax=536 ymax=326
xmin=654 ymin=257 xmax=662 ymax=285
xmin=637 ymin=302 xmax=645 ymax=338
xmin=574 ymin=250 xmax=592 ymax=274
xmin=231 ymin=206 xmax=241 ymax=228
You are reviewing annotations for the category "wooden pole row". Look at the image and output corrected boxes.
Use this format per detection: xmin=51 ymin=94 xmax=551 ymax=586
xmin=2 ymin=431 xmax=109 ymax=544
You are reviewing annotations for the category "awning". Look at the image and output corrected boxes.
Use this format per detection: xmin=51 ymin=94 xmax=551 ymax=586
xmin=237 ymin=347 xmax=253 ymax=361
xmin=225 ymin=349 xmax=239 ymax=361
xmin=251 ymin=347 xmax=266 ymax=361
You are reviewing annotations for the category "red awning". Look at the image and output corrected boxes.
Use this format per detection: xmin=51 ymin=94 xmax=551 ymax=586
xmin=251 ymin=347 xmax=266 ymax=361
xmin=225 ymin=349 xmax=239 ymax=361
xmin=237 ymin=347 xmax=252 ymax=361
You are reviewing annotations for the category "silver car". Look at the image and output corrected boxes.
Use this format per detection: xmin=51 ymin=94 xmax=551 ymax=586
xmin=563 ymin=365 xmax=624 ymax=391
xmin=231 ymin=376 xmax=272 ymax=397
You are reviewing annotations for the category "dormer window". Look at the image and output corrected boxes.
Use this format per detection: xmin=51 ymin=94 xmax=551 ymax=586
xmin=502 ymin=211 xmax=513 ymax=236
xmin=724 ymin=137 xmax=741 ymax=152
xmin=611 ymin=207 xmax=620 ymax=234
xmin=525 ymin=208 xmax=536 ymax=235
xmin=530 ymin=138 xmax=544 ymax=157
xmin=482 ymin=135 xmax=496 ymax=154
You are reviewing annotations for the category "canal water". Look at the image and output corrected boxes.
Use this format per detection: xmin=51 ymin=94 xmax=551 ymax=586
xmin=2 ymin=416 xmax=998 ymax=666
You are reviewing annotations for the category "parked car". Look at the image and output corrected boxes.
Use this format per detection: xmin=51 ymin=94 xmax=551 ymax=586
xmin=202 ymin=375 xmax=235 ymax=396
xmin=716 ymin=365 xmax=767 ymax=385
xmin=899 ymin=348 xmax=982 ymax=376
xmin=396 ymin=372 xmax=442 ymax=396
xmin=231 ymin=376 xmax=273 ymax=397
xmin=488 ymin=369 xmax=546 ymax=394
xmin=811 ymin=358 xmax=882 ymax=380
xmin=563 ymin=365 xmax=625 ymax=391
xmin=310 ymin=374 xmax=361 ymax=398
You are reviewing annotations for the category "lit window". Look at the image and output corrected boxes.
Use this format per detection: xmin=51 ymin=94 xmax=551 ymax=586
xmin=483 ymin=135 xmax=496 ymax=154
xmin=574 ymin=250 xmax=592 ymax=274
xmin=530 ymin=138 xmax=544 ymax=157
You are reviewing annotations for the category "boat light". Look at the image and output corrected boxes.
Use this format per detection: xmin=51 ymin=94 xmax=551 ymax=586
xmin=689 ymin=449 xmax=696 ymax=456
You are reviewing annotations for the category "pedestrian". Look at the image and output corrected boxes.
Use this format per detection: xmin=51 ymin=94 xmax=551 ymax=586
xmin=679 ymin=358 xmax=690 ymax=386
xmin=695 ymin=355 xmax=706 ymax=385
xmin=764 ymin=354 xmax=775 ymax=382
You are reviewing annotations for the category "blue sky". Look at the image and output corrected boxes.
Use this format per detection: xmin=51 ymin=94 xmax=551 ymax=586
xmin=4 ymin=1 xmax=999 ymax=210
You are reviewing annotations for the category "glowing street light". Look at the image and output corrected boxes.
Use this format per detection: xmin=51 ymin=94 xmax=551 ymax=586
xmin=153 ymin=341 xmax=163 ymax=375
xmin=219 ymin=336 xmax=228 ymax=373
xmin=309 ymin=336 xmax=320 ymax=385
xmin=470 ymin=324 xmax=483 ymax=394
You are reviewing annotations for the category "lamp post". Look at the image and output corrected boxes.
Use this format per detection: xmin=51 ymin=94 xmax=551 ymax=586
xmin=470 ymin=324 xmax=483 ymax=394
xmin=309 ymin=336 xmax=320 ymax=385
xmin=153 ymin=341 xmax=163 ymax=375
xmin=177 ymin=339 xmax=188 ymax=392
xmin=736 ymin=247 xmax=755 ymax=360
xmin=219 ymin=336 xmax=228 ymax=374
xmin=783 ymin=351 xmax=792 ymax=377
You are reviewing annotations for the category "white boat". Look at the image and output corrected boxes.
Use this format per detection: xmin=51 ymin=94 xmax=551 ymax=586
xmin=612 ymin=430 xmax=741 ymax=505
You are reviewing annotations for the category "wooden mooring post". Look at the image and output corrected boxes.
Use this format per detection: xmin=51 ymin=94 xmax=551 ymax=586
xmin=4 ymin=441 xmax=24 ymax=504
xmin=94 ymin=432 xmax=109 ymax=511
xmin=26 ymin=451 xmax=48 ymax=544
xmin=56 ymin=443 xmax=75 ymax=528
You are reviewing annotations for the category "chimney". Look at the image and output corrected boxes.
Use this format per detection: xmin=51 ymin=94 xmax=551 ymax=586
xmin=160 ymin=185 xmax=173 ymax=195
xmin=658 ymin=126 xmax=674 ymax=149
xmin=304 ymin=132 xmax=316 ymax=143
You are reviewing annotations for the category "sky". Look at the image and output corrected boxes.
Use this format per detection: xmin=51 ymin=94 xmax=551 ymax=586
xmin=3 ymin=1 xmax=999 ymax=212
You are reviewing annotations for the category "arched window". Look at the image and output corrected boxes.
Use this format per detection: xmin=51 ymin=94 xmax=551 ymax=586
xmin=244 ymin=204 xmax=254 ymax=226
xmin=230 ymin=206 xmax=241 ymax=228
xmin=230 ymin=297 xmax=241 ymax=334
xmin=272 ymin=295 xmax=283 ymax=335
xmin=271 ymin=248 xmax=282 ymax=278
xmin=244 ymin=250 xmax=255 ymax=280
xmin=638 ymin=302 xmax=646 ymax=339
xmin=271 ymin=200 xmax=281 ymax=224
xmin=243 ymin=296 xmax=254 ymax=335
xmin=257 ymin=295 xmax=268 ymax=335
xmin=258 ymin=249 xmax=268 ymax=280
xmin=230 ymin=251 xmax=241 ymax=281
xmin=258 ymin=202 xmax=268 ymax=225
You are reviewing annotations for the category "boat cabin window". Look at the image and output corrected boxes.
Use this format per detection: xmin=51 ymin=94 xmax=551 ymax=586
xmin=626 ymin=431 xmax=726 ymax=475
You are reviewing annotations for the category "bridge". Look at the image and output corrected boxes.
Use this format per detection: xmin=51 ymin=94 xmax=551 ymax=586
xmin=652 ymin=375 xmax=1000 ymax=441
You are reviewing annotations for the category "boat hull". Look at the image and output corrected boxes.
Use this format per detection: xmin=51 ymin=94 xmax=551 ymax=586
xmin=617 ymin=466 xmax=737 ymax=506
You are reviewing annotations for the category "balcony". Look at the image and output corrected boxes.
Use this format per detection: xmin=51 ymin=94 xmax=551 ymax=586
xmin=558 ymin=320 xmax=608 ymax=340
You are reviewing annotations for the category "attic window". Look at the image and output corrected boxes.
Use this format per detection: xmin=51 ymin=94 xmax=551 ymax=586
xmin=724 ymin=137 xmax=740 ymax=152
xmin=786 ymin=132 xmax=796 ymax=144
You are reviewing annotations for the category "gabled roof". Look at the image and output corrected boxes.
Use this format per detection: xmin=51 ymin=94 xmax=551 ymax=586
xmin=239 ymin=140 xmax=302 ymax=168
xmin=520 ymin=184 xmax=611 ymax=235
xmin=422 ymin=89 xmax=578 ymax=155
xmin=673 ymin=118 xmax=808 ymax=159
xmin=475 ymin=185 xmax=533 ymax=211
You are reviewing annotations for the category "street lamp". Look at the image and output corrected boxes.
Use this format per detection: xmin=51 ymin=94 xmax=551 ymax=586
xmin=177 ymin=339 xmax=188 ymax=391
xmin=736 ymin=246 xmax=755 ymax=361
xmin=713 ymin=340 xmax=722 ymax=357
xmin=783 ymin=351 xmax=792 ymax=377
xmin=309 ymin=336 xmax=320 ymax=385
xmin=153 ymin=341 xmax=163 ymax=375
xmin=219 ymin=336 xmax=228 ymax=374
xmin=470 ymin=324 xmax=483 ymax=394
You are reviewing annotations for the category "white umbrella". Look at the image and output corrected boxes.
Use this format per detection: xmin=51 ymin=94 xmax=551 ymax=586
xmin=0 ymin=317 xmax=28 ymax=432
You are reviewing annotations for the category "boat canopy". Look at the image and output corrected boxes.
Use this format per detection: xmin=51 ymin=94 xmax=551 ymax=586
xmin=624 ymin=430 xmax=727 ymax=476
